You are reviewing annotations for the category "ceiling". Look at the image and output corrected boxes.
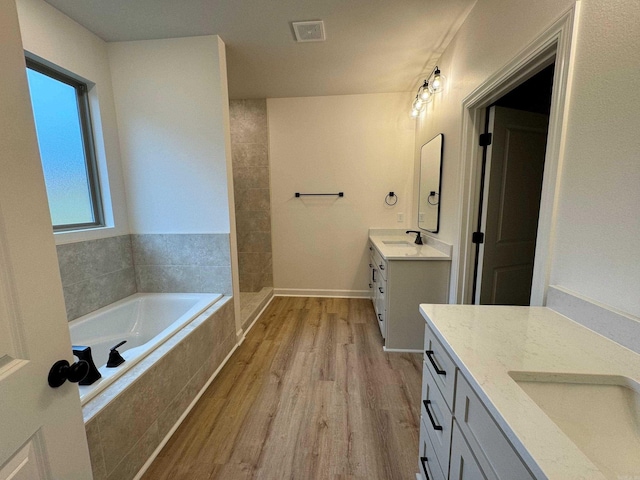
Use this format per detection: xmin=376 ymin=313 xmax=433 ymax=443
xmin=44 ymin=0 xmax=476 ymax=99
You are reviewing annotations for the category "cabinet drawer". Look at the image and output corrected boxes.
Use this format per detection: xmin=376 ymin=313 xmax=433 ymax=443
xmin=376 ymin=307 xmax=385 ymax=338
xmin=419 ymin=417 xmax=446 ymax=480
xmin=368 ymin=258 xmax=375 ymax=292
xmin=424 ymin=325 xmax=456 ymax=410
xmin=374 ymin=274 xmax=386 ymax=338
xmin=454 ymin=373 xmax=534 ymax=480
xmin=371 ymin=246 xmax=387 ymax=280
xmin=449 ymin=420 xmax=487 ymax=480
xmin=421 ymin=362 xmax=453 ymax=472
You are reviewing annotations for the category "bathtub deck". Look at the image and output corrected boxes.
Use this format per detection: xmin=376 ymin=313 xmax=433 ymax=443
xmin=142 ymin=296 xmax=422 ymax=480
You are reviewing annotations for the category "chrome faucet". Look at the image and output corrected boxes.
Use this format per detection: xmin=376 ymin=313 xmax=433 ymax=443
xmin=406 ymin=230 xmax=423 ymax=245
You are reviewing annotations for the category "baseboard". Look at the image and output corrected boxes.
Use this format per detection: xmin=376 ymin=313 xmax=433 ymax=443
xmin=384 ymin=346 xmax=423 ymax=354
xmin=133 ymin=341 xmax=239 ymax=479
xmin=274 ymin=288 xmax=370 ymax=299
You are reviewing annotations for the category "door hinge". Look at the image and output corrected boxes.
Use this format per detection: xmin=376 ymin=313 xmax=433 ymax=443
xmin=472 ymin=231 xmax=485 ymax=244
xmin=479 ymin=133 xmax=492 ymax=147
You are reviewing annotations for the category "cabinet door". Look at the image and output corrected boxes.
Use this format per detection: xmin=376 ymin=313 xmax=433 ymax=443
xmin=450 ymin=421 xmax=488 ymax=480
xmin=454 ymin=373 xmax=534 ymax=479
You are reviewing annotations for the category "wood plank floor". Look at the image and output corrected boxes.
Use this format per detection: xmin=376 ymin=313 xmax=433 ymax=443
xmin=142 ymin=297 xmax=423 ymax=480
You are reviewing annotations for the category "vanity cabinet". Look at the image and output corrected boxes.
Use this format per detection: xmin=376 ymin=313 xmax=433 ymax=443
xmin=368 ymin=240 xmax=450 ymax=351
xmin=419 ymin=322 xmax=535 ymax=480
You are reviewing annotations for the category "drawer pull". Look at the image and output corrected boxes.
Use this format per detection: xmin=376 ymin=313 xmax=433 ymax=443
xmin=423 ymin=400 xmax=443 ymax=431
xmin=419 ymin=456 xmax=431 ymax=480
xmin=369 ymin=263 xmax=373 ymax=268
xmin=378 ymin=313 xmax=383 ymax=322
xmin=369 ymin=283 xmax=373 ymax=288
xmin=369 ymin=246 xmax=373 ymax=251
xmin=379 ymin=287 xmax=384 ymax=294
xmin=379 ymin=264 xmax=385 ymax=270
xmin=425 ymin=350 xmax=446 ymax=375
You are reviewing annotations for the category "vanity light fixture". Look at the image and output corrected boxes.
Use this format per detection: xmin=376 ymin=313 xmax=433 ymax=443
xmin=410 ymin=65 xmax=445 ymax=118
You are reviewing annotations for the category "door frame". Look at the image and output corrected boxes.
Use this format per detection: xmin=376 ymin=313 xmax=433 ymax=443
xmin=455 ymin=3 xmax=581 ymax=305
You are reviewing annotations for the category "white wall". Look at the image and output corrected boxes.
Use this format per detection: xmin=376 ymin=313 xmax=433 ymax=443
xmin=413 ymin=0 xmax=640 ymax=317
xmin=108 ymin=36 xmax=232 ymax=234
xmin=549 ymin=0 xmax=640 ymax=316
xmin=269 ymin=93 xmax=415 ymax=295
xmin=16 ymin=0 xmax=130 ymax=244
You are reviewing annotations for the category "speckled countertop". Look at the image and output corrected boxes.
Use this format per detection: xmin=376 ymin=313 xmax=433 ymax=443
xmin=369 ymin=229 xmax=451 ymax=260
xmin=420 ymin=304 xmax=640 ymax=480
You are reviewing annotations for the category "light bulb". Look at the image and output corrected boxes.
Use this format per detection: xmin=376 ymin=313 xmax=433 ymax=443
xmin=410 ymin=108 xmax=420 ymax=118
xmin=431 ymin=68 xmax=444 ymax=93
xmin=413 ymin=97 xmax=423 ymax=109
xmin=419 ymin=84 xmax=432 ymax=102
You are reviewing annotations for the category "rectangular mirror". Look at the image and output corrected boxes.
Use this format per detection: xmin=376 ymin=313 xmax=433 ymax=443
xmin=418 ymin=134 xmax=443 ymax=233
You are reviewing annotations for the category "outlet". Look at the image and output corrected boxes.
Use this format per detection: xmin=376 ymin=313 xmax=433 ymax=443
xmin=397 ymin=212 xmax=404 ymax=223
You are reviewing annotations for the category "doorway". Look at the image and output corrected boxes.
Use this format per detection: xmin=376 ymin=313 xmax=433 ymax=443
xmin=455 ymin=5 xmax=579 ymax=306
xmin=473 ymin=66 xmax=554 ymax=305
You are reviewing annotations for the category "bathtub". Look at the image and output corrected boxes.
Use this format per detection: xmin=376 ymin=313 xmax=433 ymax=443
xmin=70 ymin=292 xmax=222 ymax=405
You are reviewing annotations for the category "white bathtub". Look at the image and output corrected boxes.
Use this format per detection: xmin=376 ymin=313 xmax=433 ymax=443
xmin=70 ymin=292 xmax=222 ymax=404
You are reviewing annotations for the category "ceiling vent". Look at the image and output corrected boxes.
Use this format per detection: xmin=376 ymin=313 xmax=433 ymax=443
xmin=292 ymin=20 xmax=326 ymax=42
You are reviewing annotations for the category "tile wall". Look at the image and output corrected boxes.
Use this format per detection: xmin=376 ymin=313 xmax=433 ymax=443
xmin=57 ymin=234 xmax=232 ymax=321
xmin=229 ymin=99 xmax=273 ymax=292
xmin=131 ymin=234 xmax=232 ymax=295
xmin=57 ymin=235 xmax=136 ymax=321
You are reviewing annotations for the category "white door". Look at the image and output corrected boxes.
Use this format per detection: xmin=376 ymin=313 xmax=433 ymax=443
xmin=0 ymin=1 xmax=93 ymax=479
xmin=476 ymin=106 xmax=548 ymax=305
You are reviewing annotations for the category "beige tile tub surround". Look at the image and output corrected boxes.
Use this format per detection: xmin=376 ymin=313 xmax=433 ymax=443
xmin=56 ymin=233 xmax=233 ymax=321
xmin=83 ymin=296 xmax=236 ymax=480
xmin=132 ymin=234 xmax=232 ymax=294
xmin=57 ymin=235 xmax=137 ymax=321
xmin=230 ymin=99 xmax=273 ymax=292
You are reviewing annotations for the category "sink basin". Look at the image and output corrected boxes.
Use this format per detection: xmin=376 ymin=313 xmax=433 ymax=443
xmin=509 ymin=371 xmax=640 ymax=479
xmin=382 ymin=240 xmax=413 ymax=246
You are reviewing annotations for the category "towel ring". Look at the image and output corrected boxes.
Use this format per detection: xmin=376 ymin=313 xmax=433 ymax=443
xmin=385 ymin=192 xmax=398 ymax=206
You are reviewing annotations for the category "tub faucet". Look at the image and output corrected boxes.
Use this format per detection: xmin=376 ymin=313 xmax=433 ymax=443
xmin=107 ymin=341 xmax=127 ymax=368
xmin=72 ymin=345 xmax=102 ymax=385
xmin=406 ymin=230 xmax=424 ymax=245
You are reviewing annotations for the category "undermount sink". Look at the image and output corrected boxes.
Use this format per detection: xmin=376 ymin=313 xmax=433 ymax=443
xmin=509 ymin=371 xmax=640 ymax=479
xmin=382 ymin=240 xmax=413 ymax=246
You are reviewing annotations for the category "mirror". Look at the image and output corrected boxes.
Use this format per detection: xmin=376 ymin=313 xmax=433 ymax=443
xmin=418 ymin=134 xmax=443 ymax=233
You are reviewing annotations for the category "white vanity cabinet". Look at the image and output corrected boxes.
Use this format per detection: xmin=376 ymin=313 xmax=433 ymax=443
xmin=367 ymin=235 xmax=450 ymax=351
xmin=418 ymin=321 xmax=535 ymax=480
xmin=419 ymin=304 xmax=640 ymax=479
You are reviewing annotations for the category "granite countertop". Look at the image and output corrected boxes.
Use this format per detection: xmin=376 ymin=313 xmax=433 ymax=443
xmin=419 ymin=304 xmax=640 ymax=479
xmin=369 ymin=231 xmax=451 ymax=260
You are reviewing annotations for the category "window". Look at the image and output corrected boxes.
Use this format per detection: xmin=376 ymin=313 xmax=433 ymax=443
xmin=25 ymin=58 xmax=104 ymax=231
